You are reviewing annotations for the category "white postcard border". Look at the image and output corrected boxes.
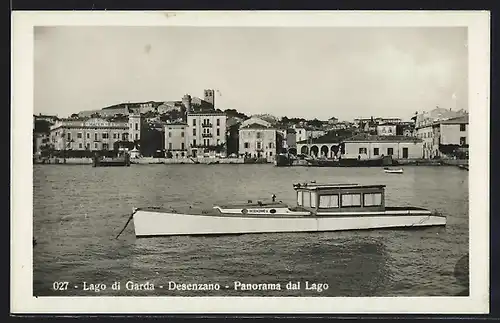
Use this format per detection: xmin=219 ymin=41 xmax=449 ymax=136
xmin=11 ymin=10 xmax=490 ymax=314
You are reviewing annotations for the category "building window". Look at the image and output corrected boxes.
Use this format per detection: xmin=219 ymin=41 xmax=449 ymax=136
xmin=169 ymin=143 xmax=172 ymax=150
xmin=79 ymin=143 xmax=83 ymax=149
xmin=181 ymin=131 xmax=184 ymax=137
xmin=269 ymin=152 xmax=273 ymax=157
xmin=135 ymin=123 xmax=138 ymax=130
xmin=216 ymin=128 xmax=220 ymax=136
xmin=363 ymin=193 xmax=382 ymax=206
xmin=244 ymin=142 xmax=249 ymax=149
xmin=193 ymin=139 xmax=197 ymax=146
xmin=94 ymin=133 xmax=98 ymax=141
xmin=102 ymin=133 xmax=109 ymax=139
xmin=94 ymin=143 xmax=99 ymax=149
xmin=77 ymin=132 xmax=82 ymax=139
xmin=359 ymin=147 xmax=367 ymax=154
xmin=269 ymin=142 xmax=274 ymax=149
xmin=135 ymin=134 xmax=138 ymax=140
xmin=256 ymin=132 xmax=262 ymax=139
xmin=257 ymin=142 xmax=262 ymax=150
xmin=460 ymin=137 xmax=466 ymax=146
xmin=460 ymin=124 xmax=466 ymax=131
xmin=193 ymin=128 xmax=196 ymax=136
xmin=168 ymin=132 xmax=172 ymax=138
xmin=67 ymin=133 xmax=71 ymax=140
xmin=113 ymin=133 xmax=117 ymax=139
xmin=217 ymin=118 xmax=220 ymax=126
xmin=388 ymin=128 xmax=393 ymax=133
xmin=181 ymin=142 xmax=185 ymax=150
xmin=103 ymin=143 xmax=109 ymax=150
xmin=193 ymin=119 xmax=196 ymax=126
xmin=87 ymin=133 xmax=90 ymax=139
xmin=387 ymin=148 xmax=394 ymax=156
xmin=373 ymin=148 xmax=379 ymax=156
xmin=319 ymin=195 xmax=339 ymax=208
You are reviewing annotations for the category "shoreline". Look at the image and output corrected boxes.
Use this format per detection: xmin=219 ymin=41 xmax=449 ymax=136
xmin=33 ymin=157 xmax=468 ymax=168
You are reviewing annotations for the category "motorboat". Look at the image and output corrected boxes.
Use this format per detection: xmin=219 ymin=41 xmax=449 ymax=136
xmin=117 ymin=182 xmax=446 ymax=238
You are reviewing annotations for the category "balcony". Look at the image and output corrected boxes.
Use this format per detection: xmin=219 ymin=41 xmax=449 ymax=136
xmin=202 ymin=133 xmax=213 ymax=138
xmin=202 ymin=123 xmax=213 ymax=127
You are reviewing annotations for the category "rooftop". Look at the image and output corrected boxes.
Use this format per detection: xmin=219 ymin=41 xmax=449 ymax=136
xmin=435 ymin=114 xmax=469 ymax=125
xmin=343 ymin=134 xmax=422 ymax=142
xmin=293 ymin=182 xmax=386 ymax=190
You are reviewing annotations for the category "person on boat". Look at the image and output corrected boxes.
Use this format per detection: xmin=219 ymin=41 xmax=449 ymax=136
xmin=272 ymin=194 xmax=276 ymax=202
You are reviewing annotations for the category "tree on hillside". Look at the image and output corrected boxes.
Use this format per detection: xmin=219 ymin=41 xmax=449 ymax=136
xmin=34 ymin=120 xmax=51 ymax=134
xmin=224 ymin=109 xmax=249 ymax=120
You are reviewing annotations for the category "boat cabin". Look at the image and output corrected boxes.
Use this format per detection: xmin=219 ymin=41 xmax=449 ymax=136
xmin=293 ymin=182 xmax=386 ymax=213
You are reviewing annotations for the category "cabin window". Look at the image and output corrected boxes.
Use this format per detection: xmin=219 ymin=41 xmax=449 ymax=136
xmin=319 ymin=195 xmax=339 ymax=208
xmin=363 ymin=193 xmax=382 ymax=206
xmin=303 ymin=192 xmax=311 ymax=207
xmin=341 ymin=193 xmax=361 ymax=207
xmin=310 ymin=192 xmax=317 ymax=208
xmin=297 ymin=191 xmax=303 ymax=206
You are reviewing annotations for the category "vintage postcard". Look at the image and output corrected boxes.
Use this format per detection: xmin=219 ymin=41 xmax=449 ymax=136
xmin=11 ymin=10 xmax=490 ymax=314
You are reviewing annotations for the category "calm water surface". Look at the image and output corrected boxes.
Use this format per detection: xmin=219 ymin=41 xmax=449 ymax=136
xmin=33 ymin=164 xmax=469 ymax=297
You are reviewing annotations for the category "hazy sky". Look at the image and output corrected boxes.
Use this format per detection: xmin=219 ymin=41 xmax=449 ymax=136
xmin=34 ymin=26 xmax=468 ymax=121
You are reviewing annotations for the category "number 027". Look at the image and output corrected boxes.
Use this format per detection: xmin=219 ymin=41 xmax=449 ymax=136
xmin=52 ymin=282 xmax=69 ymax=290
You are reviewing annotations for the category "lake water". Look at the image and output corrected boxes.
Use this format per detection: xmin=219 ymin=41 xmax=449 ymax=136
xmin=33 ymin=164 xmax=469 ymax=297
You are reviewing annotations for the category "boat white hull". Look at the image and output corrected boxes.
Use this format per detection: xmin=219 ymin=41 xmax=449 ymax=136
xmin=132 ymin=210 xmax=446 ymax=237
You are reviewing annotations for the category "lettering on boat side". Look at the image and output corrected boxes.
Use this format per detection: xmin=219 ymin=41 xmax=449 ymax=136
xmin=247 ymin=209 xmax=271 ymax=213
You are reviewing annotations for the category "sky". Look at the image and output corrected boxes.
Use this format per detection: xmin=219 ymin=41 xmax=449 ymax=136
xmin=34 ymin=26 xmax=468 ymax=121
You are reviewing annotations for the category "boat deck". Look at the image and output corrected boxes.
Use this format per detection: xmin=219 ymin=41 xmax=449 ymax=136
xmin=135 ymin=204 xmax=433 ymax=218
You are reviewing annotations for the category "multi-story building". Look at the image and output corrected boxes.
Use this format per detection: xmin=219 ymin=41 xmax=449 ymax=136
xmin=33 ymin=133 xmax=50 ymax=156
xmin=187 ymin=110 xmax=227 ymax=157
xmin=49 ymin=114 xmax=141 ymax=152
xmin=354 ymin=117 xmax=402 ymax=126
xmin=342 ymin=134 xmax=423 ymax=160
xmin=164 ymin=122 xmax=188 ymax=158
xmin=294 ymin=126 xmax=326 ymax=143
xmin=238 ymin=117 xmax=277 ymax=162
xmin=416 ymin=114 xmax=468 ymax=159
xmin=33 ymin=113 xmax=59 ymax=125
xmin=376 ymin=123 xmax=397 ymax=136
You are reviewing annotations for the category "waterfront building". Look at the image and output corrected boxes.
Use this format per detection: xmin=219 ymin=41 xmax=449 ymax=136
xmin=238 ymin=117 xmax=277 ymax=162
xmin=416 ymin=114 xmax=468 ymax=159
xmin=342 ymin=134 xmax=423 ymax=160
xmin=187 ymin=109 xmax=227 ymax=157
xmin=33 ymin=133 xmax=50 ymax=156
xmin=48 ymin=114 xmax=142 ymax=152
xmin=296 ymin=131 xmax=346 ymax=158
xmin=164 ymin=122 xmax=188 ymax=158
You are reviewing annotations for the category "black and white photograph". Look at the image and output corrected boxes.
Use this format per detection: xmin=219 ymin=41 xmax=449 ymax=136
xmin=11 ymin=11 xmax=490 ymax=314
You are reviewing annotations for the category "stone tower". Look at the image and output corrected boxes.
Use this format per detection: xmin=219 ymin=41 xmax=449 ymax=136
xmin=204 ymin=89 xmax=215 ymax=106
xmin=182 ymin=94 xmax=192 ymax=112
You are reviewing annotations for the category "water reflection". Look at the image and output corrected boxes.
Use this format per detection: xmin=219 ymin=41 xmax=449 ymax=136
xmin=33 ymin=165 xmax=469 ymax=297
